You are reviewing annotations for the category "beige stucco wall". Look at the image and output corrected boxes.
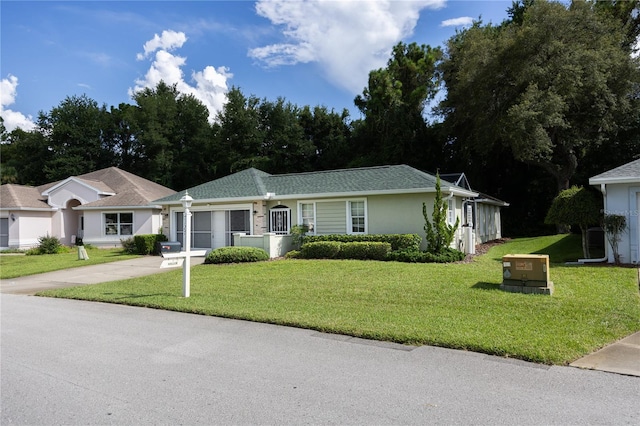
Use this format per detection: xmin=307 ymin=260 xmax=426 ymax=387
xmin=82 ymin=209 xmax=161 ymax=248
xmin=48 ymin=180 xmax=101 ymax=207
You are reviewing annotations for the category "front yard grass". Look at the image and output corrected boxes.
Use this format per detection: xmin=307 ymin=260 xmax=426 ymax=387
xmin=0 ymin=248 xmax=141 ymax=279
xmin=37 ymin=234 xmax=639 ymax=365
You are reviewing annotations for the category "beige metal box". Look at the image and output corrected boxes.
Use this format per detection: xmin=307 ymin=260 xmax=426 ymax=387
xmin=501 ymin=254 xmax=553 ymax=295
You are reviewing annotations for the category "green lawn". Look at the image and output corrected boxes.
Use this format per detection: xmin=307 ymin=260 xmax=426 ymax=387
xmin=37 ymin=234 xmax=639 ymax=365
xmin=0 ymin=248 xmax=141 ymax=279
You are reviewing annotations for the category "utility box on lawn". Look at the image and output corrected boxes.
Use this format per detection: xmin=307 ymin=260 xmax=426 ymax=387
xmin=158 ymin=241 xmax=182 ymax=254
xmin=501 ymin=254 xmax=554 ymax=295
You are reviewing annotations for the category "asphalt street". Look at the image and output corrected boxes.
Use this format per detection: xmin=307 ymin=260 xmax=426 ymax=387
xmin=2 ymin=294 xmax=639 ymax=425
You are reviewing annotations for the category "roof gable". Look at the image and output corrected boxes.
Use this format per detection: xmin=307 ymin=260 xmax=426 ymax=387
xmin=0 ymin=184 xmax=51 ymax=210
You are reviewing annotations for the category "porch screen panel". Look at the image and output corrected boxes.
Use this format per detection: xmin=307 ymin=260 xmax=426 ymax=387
xmin=0 ymin=218 xmax=8 ymax=247
xmin=226 ymin=210 xmax=251 ymax=245
xmin=315 ymin=201 xmax=346 ymax=234
xmin=176 ymin=212 xmax=184 ymax=248
xmin=193 ymin=211 xmax=212 ymax=248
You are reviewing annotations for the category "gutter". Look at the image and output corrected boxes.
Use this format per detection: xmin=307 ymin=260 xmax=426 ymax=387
xmin=578 ymin=183 xmax=608 ymax=264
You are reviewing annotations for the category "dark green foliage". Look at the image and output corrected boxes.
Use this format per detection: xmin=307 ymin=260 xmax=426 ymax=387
xmin=300 ymin=241 xmax=342 ymax=259
xmin=336 ymin=242 xmax=391 ymax=261
xmin=602 ymin=214 xmax=627 ymax=264
xmin=290 ymin=224 xmax=309 ymax=249
xmin=423 ymin=173 xmax=459 ymax=253
xmin=545 ymin=186 xmax=602 ymax=258
xmin=26 ymin=234 xmax=63 ymax=255
xmin=204 ymin=246 xmax=269 ymax=264
xmin=132 ymin=234 xmax=168 ymax=255
xmin=302 ymin=234 xmax=421 ymax=251
xmin=386 ymin=247 xmax=465 ymax=263
xmin=120 ymin=237 xmax=137 ymax=255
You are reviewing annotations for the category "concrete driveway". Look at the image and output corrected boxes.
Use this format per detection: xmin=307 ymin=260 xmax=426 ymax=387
xmin=1 ymin=255 xmax=639 ymax=379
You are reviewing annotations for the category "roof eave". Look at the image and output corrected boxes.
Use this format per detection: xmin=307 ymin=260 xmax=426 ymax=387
xmin=74 ymin=205 xmax=162 ymax=211
xmin=589 ymin=177 xmax=640 ymax=185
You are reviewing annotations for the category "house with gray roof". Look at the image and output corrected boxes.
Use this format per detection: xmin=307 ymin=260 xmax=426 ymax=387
xmin=590 ymin=158 xmax=640 ymax=264
xmin=440 ymin=173 xmax=509 ymax=244
xmin=0 ymin=167 xmax=175 ymax=249
xmin=154 ymin=165 xmax=482 ymax=256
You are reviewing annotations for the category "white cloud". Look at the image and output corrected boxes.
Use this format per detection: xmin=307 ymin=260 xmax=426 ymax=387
xmin=131 ymin=31 xmax=232 ymax=123
xmin=136 ymin=30 xmax=188 ymax=60
xmin=441 ymin=16 xmax=473 ymax=27
xmin=0 ymin=75 xmax=36 ymax=132
xmin=249 ymin=0 xmax=446 ymax=94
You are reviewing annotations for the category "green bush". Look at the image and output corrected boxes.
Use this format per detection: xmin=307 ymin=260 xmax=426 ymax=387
xmin=285 ymin=250 xmax=301 ymax=259
xmin=120 ymin=237 xmax=137 ymax=254
xmin=38 ymin=234 xmax=62 ymax=254
xmin=386 ymin=247 xmax=465 ymax=263
xmin=205 ymin=246 xmax=269 ymax=264
xmin=337 ymin=242 xmax=391 ymax=260
xmin=300 ymin=241 xmax=342 ymax=259
xmin=303 ymin=234 xmax=420 ymax=251
xmin=133 ymin=234 xmax=168 ymax=255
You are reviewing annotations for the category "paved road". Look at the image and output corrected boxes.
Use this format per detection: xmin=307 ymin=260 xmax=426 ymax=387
xmin=2 ymin=294 xmax=639 ymax=425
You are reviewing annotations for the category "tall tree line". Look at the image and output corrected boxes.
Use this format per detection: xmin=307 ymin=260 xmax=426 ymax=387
xmin=1 ymin=0 xmax=639 ymax=236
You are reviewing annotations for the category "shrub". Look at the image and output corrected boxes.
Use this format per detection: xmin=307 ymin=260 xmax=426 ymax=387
xmin=133 ymin=234 xmax=168 ymax=255
xmin=38 ymin=234 xmax=62 ymax=254
xmin=302 ymin=234 xmax=420 ymax=251
xmin=290 ymin=224 xmax=309 ymax=249
xmin=285 ymin=250 xmax=301 ymax=259
xmin=121 ymin=237 xmax=137 ymax=254
xmin=337 ymin=242 xmax=391 ymax=260
xmin=386 ymin=247 xmax=465 ymax=263
xmin=205 ymin=246 xmax=269 ymax=264
xmin=300 ymin=241 xmax=342 ymax=259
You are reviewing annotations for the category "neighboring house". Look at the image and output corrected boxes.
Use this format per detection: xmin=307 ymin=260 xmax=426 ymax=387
xmin=589 ymin=158 xmax=640 ymax=264
xmin=0 ymin=167 xmax=175 ymax=249
xmin=440 ymin=173 xmax=509 ymax=244
xmin=154 ymin=165 xmax=481 ymax=257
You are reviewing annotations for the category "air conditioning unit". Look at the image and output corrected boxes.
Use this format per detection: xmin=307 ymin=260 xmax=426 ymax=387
xmin=501 ymin=254 xmax=554 ymax=295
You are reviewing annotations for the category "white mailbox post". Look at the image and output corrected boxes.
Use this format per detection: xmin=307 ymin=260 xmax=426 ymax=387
xmin=181 ymin=192 xmax=193 ymax=297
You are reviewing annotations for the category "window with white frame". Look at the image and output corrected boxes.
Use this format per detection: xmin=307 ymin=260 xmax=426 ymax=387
xmin=348 ymin=201 xmax=366 ymax=234
xmin=300 ymin=203 xmax=315 ymax=233
xmin=104 ymin=212 xmax=133 ymax=236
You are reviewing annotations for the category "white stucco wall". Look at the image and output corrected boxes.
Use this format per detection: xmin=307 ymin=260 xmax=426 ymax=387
xmin=602 ymin=183 xmax=640 ymax=264
xmin=82 ymin=209 xmax=162 ymax=248
xmin=6 ymin=211 xmax=54 ymax=249
xmin=47 ymin=181 xmax=102 ymax=207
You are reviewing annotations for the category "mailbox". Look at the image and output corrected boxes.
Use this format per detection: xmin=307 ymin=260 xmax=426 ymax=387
xmin=501 ymin=254 xmax=553 ymax=295
xmin=158 ymin=241 xmax=182 ymax=254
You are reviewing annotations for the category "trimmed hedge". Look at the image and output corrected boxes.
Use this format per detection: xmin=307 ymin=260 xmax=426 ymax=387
xmin=134 ymin=234 xmax=168 ymax=255
xmin=386 ymin=247 xmax=465 ymax=263
xmin=302 ymin=234 xmax=421 ymax=251
xmin=300 ymin=241 xmax=342 ymax=259
xmin=205 ymin=247 xmax=269 ymax=264
xmin=337 ymin=242 xmax=391 ymax=260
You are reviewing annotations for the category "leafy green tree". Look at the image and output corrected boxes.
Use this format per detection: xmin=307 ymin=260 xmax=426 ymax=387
xmin=38 ymin=94 xmax=112 ymax=181
xmin=299 ymin=105 xmax=352 ymax=171
xmin=544 ymin=186 xmax=602 ymax=258
xmin=354 ymin=42 xmax=442 ymax=166
xmin=423 ymin=173 xmax=460 ymax=254
xmin=2 ymin=127 xmax=53 ymax=185
xmin=440 ymin=0 xmax=639 ymax=193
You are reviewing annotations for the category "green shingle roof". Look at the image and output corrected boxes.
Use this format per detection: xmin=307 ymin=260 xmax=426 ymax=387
xmin=154 ymin=165 xmax=476 ymax=204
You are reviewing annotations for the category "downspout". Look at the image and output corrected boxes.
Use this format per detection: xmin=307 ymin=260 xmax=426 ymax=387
xmin=578 ymin=183 xmax=608 ymax=264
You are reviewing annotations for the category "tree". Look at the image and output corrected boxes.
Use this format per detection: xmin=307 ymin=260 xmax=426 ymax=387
xmin=440 ymin=0 xmax=639 ymax=193
xmin=423 ymin=173 xmax=460 ymax=254
xmin=299 ymin=105 xmax=352 ymax=171
xmin=38 ymin=94 xmax=112 ymax=181
xmin=353 ymin=42 xmax=442 ymax=166
xmin=544 ymin=186 xmax=601 ymax=259
xmin=602 ymin=214 xmax=627 ymax=264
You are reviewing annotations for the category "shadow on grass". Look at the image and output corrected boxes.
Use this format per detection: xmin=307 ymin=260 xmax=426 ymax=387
xmin=471 ymin=281 xmax=502 ymax=291
xmin=103 ymin=293 xmax=170 ymax=300
xmin=531 ymin=234 xmax=604 ymax=263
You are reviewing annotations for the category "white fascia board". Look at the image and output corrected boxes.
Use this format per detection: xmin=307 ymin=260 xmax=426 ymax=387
xmin=0 ymin=207 xmax=55 ymax=212
xmin=41 ymin=177 xmax=115 ymax=197
xmin=589 ymin=177 xmax=640 ymax=185
xmin=74 ymin=205 xmax=161 ymax=211
xmin=475 ymin=198 xmax=510 ymax=207
xmin=156 ymin=196 xmax=262 ymax=206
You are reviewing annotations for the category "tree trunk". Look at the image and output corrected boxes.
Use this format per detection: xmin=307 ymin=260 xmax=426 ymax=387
xmin=581 ymin=226 xmax=590 ymax=259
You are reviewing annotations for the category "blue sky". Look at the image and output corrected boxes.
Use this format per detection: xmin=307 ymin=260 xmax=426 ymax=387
xmin=1 ymin=0 xmax=513 ymax=132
